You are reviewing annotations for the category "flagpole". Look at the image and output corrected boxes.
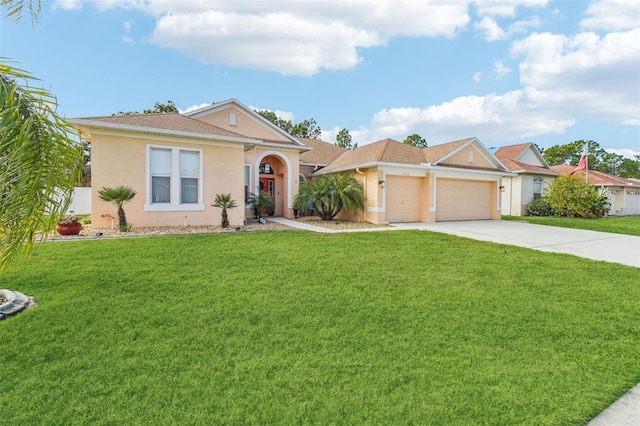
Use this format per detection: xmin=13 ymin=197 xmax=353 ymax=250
xmin=585 ymin=140 xmax=589 ymax=183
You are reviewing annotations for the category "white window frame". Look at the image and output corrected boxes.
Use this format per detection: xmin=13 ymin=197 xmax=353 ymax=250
xmin=533 ymin=177 xmax=542 ymax=200
xmin=145 ymin=144 xmax=205 ymax=211
xmin=244 ymin=164 xmax=252 ymax=207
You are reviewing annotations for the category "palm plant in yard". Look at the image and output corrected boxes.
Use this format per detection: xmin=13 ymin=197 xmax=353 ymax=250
xmin=0 ymin=60 xmax=83 ymax=270
xmin=98 ymin=185 xmax=137 ymax=232
xmin=212 ymin=193 xmax=237 ymax=228
xmin=297 ymin=172 xmax=365 ymax=220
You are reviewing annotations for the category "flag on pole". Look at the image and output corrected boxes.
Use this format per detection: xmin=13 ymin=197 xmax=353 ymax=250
xmin=570 ymin=142 xmax=588 ymax=176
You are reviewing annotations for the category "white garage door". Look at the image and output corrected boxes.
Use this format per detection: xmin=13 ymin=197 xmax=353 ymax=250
xmin=436 ymin=178 xmax=493 ymax=221
xmin=386 ymin=176 xmax=422 ymax=222
xmin=626 ymin=190 xmax=640 ymax=215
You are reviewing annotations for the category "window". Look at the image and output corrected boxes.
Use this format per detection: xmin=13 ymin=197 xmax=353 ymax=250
xmin=468 ymin=150 xmax=474 ymax=163
xmin=533 ymin=178 xmax=542 ymax=200
xmin=244 ymin=165 xmax=251 ymax=204
xmin=151 ymin=149 xmax=171 ymax=203
xmin=229 ymin=112 xmax=237 ymax=126
xmin=146 ymin=145 xmax=204 ymax=211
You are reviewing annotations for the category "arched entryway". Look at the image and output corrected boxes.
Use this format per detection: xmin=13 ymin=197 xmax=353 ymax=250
xmin=254 ymin=151 xmax=293 ymax=217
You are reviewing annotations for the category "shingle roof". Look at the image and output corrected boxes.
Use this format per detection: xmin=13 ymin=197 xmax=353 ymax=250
xmin=73 ymin=112 xmax=249 ymax=139
xmin=550 ymin=165 xmax=640 ymax=186
xmin=298 ymin=138 xmax=347 ymax=165
xmin=422 ymin=138 xmax=474 ymax=163
xmin=319 ymin=139 xmax=426 ymax=172
xmin=495 ymin=143 xmax=557 ymax=175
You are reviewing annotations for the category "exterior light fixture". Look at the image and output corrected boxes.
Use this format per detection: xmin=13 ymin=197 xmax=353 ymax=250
xmin=379 ymin=180 xmax=385 ymax=188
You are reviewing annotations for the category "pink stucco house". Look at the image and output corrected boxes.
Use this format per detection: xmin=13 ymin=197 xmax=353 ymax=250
xmin=70 ymin=99 xmax=512 ymax=228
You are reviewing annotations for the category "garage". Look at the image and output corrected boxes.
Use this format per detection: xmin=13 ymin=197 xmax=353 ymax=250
xmin=386 ymin=175 xmax=422 ymax=222
xmin=436 ymin=178 xmax=493 ymax=221
xmin=626 ymin=190 xmax=640 ymax=215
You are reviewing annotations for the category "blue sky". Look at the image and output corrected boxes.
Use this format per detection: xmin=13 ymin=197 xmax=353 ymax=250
xmin=2 ymin=0 xmax=639 ymax=157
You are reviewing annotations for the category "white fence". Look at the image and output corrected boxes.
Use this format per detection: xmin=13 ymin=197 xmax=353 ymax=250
xmin=66 ymin=187 xmax=91 ymax=215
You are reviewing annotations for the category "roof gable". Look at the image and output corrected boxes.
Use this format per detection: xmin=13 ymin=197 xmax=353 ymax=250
xmin=429 ymin=138 xmax=508 ymax=171
xmin=495 ymin=143 xmax=556 ymax=175
xmin=184 ymin=98 xmax=304 ymax=147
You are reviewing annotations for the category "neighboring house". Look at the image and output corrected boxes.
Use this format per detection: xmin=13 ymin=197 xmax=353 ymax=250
xmin=550 ymin=165 xmax=640 ymax=216
xmin=313 ymin=137 xmax=511 ymax=223
xmin=70 ymin=99 xmax=512 ymax=227
xmin=495 ymin=143 xmax=558 ymax=216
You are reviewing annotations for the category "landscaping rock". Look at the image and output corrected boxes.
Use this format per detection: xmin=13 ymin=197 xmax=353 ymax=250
xmin=0 ymin=289 xmax=32 ymax=320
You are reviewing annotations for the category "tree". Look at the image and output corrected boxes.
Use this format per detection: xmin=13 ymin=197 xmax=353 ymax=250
xmin=1 ymin=61 xmax=83 ymax=270
xmin=403 ymin=134 xmax=428 ymax=148
xmin=291 ymin=118 xmax=322 ymax=139
xmin=541 ymin=140 xmax=640 ymax=178
xmin=98 ymin=185 xmax=137 ymax=232
xmin=1 ymin=0 xmax=40 ymax=23
xmin=335 ymin=128 xmax=357 ymax=149
xmin=114 ymin=100 xmax=178 ymax=116
xmin=297 ymin=172 xmax=365 ymax=221
xmin=545 ymin=175 xmax=610 ymax=218
xmin=256 ymin=110 xmax=322 ymax=139
xmin=212 ymin=193 xmax=237 ymax=228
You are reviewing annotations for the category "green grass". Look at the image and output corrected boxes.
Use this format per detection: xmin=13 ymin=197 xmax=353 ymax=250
xmin=1 ymin=231 xmax=639 ymax=424
xmin=503 ymin=215 xmax=640 ymax=236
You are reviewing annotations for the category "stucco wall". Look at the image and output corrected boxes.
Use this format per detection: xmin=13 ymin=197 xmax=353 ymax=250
xmin=91 ymin=133 xmax=246 ymax=228
xmin=195 ymin=107 xmax=290 ymax=142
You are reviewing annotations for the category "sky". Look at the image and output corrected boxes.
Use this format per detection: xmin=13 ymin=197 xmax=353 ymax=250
xmin=2 ymin=0 xmax=639 ymax=157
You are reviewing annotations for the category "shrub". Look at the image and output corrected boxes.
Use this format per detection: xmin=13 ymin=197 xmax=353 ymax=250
xmin=527 ymin=197 xmax=554 ymax=216
xmin=546 ymin=175 xmax=610 ymax=218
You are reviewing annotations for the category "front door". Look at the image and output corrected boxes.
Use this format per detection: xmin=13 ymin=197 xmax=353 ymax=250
xmin=259 ymin=178 xmax=275 ymax=214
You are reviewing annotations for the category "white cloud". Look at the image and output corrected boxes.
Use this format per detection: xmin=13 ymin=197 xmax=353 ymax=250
xmin=605 ymin=148 xmax=640 ymax=159
xmin=580 ymin=0 xmax=640 ymax=31
xmin=180 ymin=103 xmax=211 ymax=114
xmin=475 ymin=17 xmax=506 ymax=41
xmin=474 ymin=0 xmax=548 ymax=17
xmin=472 ymin=72 xmax=482 ymax=82
xmin=493 ymin=60 xmax=512 ymax=78
xmin=123 ymin=20 xmax=134 ymax=31
xmin=76 ymin=0 xmax=471 ymax=76
xmin=354 ymin=27 xmax=639 ymax=146
xmin=52 ymin=0 xmax=83 ymax=11
xmin=122 ymin=35 xmax=134 ymax=44
xmin=511 ymin=29 xmax=640 ymax=123
xmin=475 ymin=15 xmax=541 ymax=41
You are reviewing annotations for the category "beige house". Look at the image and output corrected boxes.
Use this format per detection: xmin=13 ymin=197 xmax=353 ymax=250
xmin=551 ymin=165 xmax=640 ymax=216
xmin=71 ymin=99 xmax=512 ymax=227
xmin=71 ymin=99 xmax=310 ymax=228
xmin=312 ymin=137 xmax=511 ymax=223
xmin=495 ymin=143 xmax=558 ymax=216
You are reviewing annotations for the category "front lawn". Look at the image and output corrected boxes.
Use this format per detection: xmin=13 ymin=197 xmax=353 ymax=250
xmin=503 ymin=215 xmax=640 ymax=236
xmin=1 ymin=231 xmax=639 ymax=424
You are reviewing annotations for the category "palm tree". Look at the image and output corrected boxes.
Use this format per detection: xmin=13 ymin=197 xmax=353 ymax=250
xmin=297 ymin=172 xmax=365 ymax=220
xmin=98 ymin=185 xmax=137 ymax=232
xmin=212 ymin=193 xmax=237 ymax=228
xmin=247 ymin=191 xmax=275 ymax=218
xmin=0 ymin=61 xmax=83 ymax=270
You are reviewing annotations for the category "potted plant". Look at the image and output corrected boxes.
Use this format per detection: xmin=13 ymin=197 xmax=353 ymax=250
xmin=57 ymin=214 xmax=82 ymax=235
xmin=292 ymin=194 xmax=307 ymax=219
xmin=248 ymin=192 xmax=275 ymax=219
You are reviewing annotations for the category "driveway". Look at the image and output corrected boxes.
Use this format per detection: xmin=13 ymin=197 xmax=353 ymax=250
xmin=391 ymin=220 xmax=640 ymax=268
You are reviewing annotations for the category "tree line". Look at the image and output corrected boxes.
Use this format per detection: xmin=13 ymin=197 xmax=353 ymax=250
xmin=539 ymin=140 xmax=640 ymax=178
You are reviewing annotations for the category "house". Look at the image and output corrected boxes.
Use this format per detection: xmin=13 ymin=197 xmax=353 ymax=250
xmin=71 ymin=99 xmax=310 ymax=228
xmin=550 ymin=165 xmax=640 ymax=216
xmin=494 ymin=143 xmax=558 ymax=216
xmin=311 ymin=137 xmax=511 ymax=223
xmin=70 ymin=99 xmax=512 ymax=228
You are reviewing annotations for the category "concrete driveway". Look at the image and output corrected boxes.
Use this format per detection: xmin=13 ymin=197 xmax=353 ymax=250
xmin=391 ymin=220 xmax=640 ymax=268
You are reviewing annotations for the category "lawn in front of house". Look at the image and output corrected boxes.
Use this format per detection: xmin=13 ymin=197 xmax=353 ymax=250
xmin=1 ymin=231 xmax=639 ymax=424
xmin=503 ymin=214 xmax=640 ymax=236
